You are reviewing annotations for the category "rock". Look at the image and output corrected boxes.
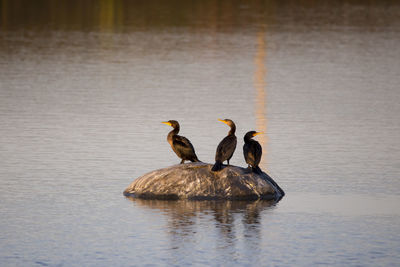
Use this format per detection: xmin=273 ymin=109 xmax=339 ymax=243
xmin=123 ymin=162 xmax=284 ymax=201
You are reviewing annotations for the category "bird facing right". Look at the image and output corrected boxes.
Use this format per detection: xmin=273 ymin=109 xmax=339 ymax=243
xmin=243 ymin=131 xmax=263 ymax=174
xmin=211 ymin=119 xmax=237 ymax=171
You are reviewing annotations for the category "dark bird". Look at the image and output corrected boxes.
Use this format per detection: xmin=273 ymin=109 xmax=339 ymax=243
xmin=162 ymin=120 xmax=200 ymax=164
xmin=243 ymin=131 xmax=263 ymax=174
xmin=212 ymin=119 xmax=237 ymax=171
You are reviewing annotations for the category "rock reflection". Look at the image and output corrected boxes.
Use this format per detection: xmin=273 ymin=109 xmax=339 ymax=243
xmin=126 ymin=197 xmax=276 ymax=249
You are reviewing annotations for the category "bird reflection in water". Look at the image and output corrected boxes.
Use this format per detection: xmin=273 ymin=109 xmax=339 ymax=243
xmin=125 ymin=197 xmax=276 ymax=249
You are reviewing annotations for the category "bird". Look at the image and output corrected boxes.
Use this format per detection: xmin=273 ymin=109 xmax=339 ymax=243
xmin=162 ymin=120 xmax=200 ymax=164
xmin=243 ymin=131 xmax=263 ymax=174
xmin=211 ymin=119 xmax=237 ymax=171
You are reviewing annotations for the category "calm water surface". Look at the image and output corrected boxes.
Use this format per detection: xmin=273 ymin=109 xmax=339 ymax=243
xmin=1 ymin=1 xmax=400 ymax=266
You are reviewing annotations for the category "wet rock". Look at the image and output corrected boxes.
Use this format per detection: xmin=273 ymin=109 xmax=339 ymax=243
xmin=123 ymin=162 xmax=284 ymax=200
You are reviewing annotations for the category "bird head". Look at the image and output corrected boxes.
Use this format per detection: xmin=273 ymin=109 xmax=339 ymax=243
xmin=218 ymin=119 xmax=235 ymax=127
xmin=162 ymin=120 xmax=179 ymax=128
xmin=244 ymin=131 xmax=263 ymax=139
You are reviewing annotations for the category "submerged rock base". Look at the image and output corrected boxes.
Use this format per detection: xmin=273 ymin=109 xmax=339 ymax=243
xmin=123 ymin=163 xmax=284 ymax=201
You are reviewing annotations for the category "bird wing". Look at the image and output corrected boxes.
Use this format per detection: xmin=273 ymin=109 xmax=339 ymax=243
xmin=243 ymin=141 xmax=262 ymax=166
xmin=216 ymin=135 xmax=237 ymax=161
xmin=173 ymin=135 xmax=196 ymax=154
xmin=252 ymin=142 xmax=262 ymax=165
xmin=243 ymin=143 xmax=254 ymax=163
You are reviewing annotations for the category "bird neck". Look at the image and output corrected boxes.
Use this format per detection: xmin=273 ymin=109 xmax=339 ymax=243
xmin=228 ymin=124 xmax=236 ymax=136
xmin=167 ymin=126 xmax=180 ymax=143
xmin=244 ymin=135 xmax=252 ymax=143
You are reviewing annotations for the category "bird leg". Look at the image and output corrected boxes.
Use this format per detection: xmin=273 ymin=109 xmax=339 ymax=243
xmin=180 ymin=159 xmax=185 ymax=164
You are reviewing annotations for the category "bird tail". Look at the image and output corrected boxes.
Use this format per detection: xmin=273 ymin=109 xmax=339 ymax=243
xmin=252 ymin=166 xmax=262 ymax=175
xmin=191 ymin=156 xmax=202 ymax=163
xmin=212 ymin=161 xmax=223 ymax=171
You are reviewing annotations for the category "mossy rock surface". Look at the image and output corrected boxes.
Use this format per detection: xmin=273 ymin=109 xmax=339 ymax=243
xmin=123 ymin=163 xmax=284 ymax=201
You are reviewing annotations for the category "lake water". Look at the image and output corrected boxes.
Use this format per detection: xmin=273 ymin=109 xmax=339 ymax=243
xmin=1 ymin=1 xmax=400 ymax=266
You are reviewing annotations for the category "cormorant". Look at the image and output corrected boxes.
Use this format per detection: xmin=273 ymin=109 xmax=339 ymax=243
xmin=211 ymin=119 xmax=237 ymax=171
xmin=162 ymin=120 xmax=200 ymax=164
xmin=243 ymin=131 xmax=263 ymax=174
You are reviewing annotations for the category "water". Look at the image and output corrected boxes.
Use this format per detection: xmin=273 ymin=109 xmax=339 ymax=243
xmin=1 ymin=1 xmax=400 ymax=266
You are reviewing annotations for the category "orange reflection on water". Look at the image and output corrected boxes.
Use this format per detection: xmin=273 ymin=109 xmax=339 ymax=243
xmin=254 ymin=28 xmax=268 ymax=171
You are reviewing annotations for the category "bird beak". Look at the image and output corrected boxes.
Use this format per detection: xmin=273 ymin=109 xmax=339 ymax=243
xmin=253 ymin=132 xmax=263 ymax=136
xmin=218 ymin=119 xmax=227 ymax=124
xmin=162 ymin=121 xmax=171 ymax=126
